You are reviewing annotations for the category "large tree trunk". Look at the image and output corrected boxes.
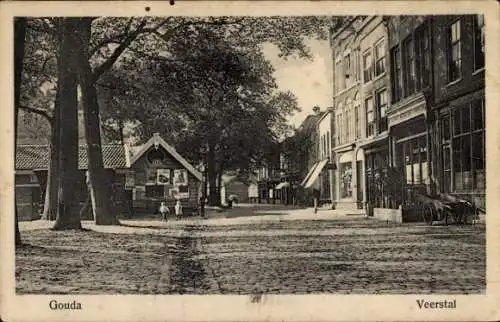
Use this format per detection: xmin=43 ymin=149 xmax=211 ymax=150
xmin=14 ymin=17 xmax=27 ymax=246
xmin=42 ymin=112 xmax=59 ymax=220
xmin=217 ymin=169 xmax=223 ymax=205
xmin=53 ymin=18 xmax=82 ymax=230
xmin=76 ymin=18 xmax=119 ymax=225
xmin=206 ymin=145 xmax=219 ymax=206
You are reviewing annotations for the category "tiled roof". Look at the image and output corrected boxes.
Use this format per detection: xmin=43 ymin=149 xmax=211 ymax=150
xmin=16 ymin=144 xmax=127 ymax=170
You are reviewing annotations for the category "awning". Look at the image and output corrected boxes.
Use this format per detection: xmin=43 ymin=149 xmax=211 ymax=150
xmin=304 ymin=159 xmax=329 ymax=189
xmin=300 ymin=162 xmax=319 ymax=186
xmin=275 ymin=181 xmax=290 ymax=190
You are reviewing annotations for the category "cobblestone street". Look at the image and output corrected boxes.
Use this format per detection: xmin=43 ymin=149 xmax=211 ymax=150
xmin=16 ymin=209 xmax=486 ymax=294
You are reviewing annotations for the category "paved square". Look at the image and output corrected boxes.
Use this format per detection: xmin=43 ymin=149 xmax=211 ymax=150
xmin=16 ymin=213 xmax=485 ymax=294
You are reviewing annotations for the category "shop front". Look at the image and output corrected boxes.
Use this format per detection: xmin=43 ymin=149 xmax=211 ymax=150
xmin=389 ymin=112 xmax=430 ymax=211
xmin=433 ymin=91 xmax=485 ymax=209
xmin=334 ymin=148 xmax=364 ymax=210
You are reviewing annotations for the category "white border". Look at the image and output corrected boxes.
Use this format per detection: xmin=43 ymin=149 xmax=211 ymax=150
xmin=1 ymin=1 xmax=499 ymax=321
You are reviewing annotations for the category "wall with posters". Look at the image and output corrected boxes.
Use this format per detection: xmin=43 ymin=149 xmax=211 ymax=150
xmin=128 ymin=136 xmax=201 ymax=213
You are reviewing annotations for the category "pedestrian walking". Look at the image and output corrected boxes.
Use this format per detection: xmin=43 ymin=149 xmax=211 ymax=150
xmin=159 ymin=202 xmax=169 ymax=221
xmin=313 ymin=188 xmax=320 ymax=214
xmin=175 ymin=200 xmax=183 ymax=220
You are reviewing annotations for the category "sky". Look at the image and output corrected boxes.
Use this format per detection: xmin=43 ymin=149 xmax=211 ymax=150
xmin=262 ymin=38 xmax=333 ymax=128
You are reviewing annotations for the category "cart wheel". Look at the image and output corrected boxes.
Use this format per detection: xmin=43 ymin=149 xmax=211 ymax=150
xmin=421 ymin=204 xmax=434 ymax=225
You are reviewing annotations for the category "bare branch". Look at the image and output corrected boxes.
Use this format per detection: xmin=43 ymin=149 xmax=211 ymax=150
xmin=20 ymin=105 xmax=54 ymax=126
xmin=91 ymin=19 xmax=148 ymax=82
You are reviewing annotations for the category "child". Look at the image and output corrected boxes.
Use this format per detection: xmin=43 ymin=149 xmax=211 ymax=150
xmin=175 ymin=200 xmax=183 ymax=220
xmin=159 ymin=202 xmax=169 ymax=221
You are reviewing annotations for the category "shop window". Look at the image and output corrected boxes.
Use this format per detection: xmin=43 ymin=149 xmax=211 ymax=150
xmin=448 ymin=20 xmax=462 ymax=82
xmin=442 ymin=145 xmax=452 ymax=193
xmin=402 ymin=136 xmax=428 ymax=186
xmin=441 ymin=114 xmax=451 ymax=142
xmin=474 ymin=15 xmax=485 ymax=71
xmin=451 ymin=100 xmax=485 ymax=191
xmin=363 ymin=50 xmax=373 ymax=83
xmin=365 ymin=96 xmax=374 ymax=137
xmin=340 ymin=162 xmax=352 ymax=198
xmin=472 ymin=99 xmax=484 ymax=131
xmin=375 ymin=40 xmax=386 ymax=76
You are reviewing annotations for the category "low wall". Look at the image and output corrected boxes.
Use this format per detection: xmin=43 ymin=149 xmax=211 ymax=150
xmin=373 ymin=207 xmax=402 ymax=223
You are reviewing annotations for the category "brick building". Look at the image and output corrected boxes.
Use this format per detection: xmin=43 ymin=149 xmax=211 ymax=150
xmin=429 ymin=15 xmax=485 ymax=209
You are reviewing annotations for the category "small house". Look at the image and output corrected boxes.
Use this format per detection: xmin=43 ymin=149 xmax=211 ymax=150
xmin=14 ymin=133 xmax=202 ymax=220
xmin=126 ymin=133 xmax=203 ymax=214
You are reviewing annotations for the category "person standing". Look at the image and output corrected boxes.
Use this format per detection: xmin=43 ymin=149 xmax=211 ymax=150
xmin=313 ymin=188 xmax=320 ymax=214
xmin=159 ymin=202 xmax=169 ymax=221
xmin=175 ymin=200 xmax=183 ymax=220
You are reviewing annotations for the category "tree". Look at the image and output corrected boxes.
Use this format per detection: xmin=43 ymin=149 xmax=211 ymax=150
xmin=21 ymin=18 xmax=60 ymax=220
xmin=14 ymin=17 xmax=27 ymax=246
xmin=128 ymin=29 xmax=300 ymax=205
xmin=76 ymin=18 xmax=120 ymax=225
xmin=52 ymin=18 xmax=81 ymax=230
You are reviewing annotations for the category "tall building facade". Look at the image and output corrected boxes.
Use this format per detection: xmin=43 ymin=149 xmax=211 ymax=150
xmin=330 ymin=16 xmax=391 ymax=210
xmin=330 ymin=14 xmax=486 ymax=217
xmin=429 ymin=15 xmax=485 ymax=209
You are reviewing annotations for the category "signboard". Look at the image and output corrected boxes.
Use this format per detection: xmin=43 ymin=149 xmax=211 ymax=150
xmin=157 ymin=169 xmax=171 ymax=185
xmin=388 ymin=100 xmax=426 ymax=128
xmin=173 ymin=169 xmax=188 ymax=186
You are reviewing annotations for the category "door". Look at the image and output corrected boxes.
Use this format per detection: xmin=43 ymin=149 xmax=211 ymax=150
xmin=356 ymin=161 xmax=363 ymax=208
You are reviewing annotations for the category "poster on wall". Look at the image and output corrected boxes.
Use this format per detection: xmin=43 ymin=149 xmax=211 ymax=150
xmin=146 ymin=168 xmax=157 ymax=184
xmin=125 ymin=172 xmax=135 ymax=189
xmin=173 ymin=169 xmax=188 ymax=186
xmin=157 ymin=169 xmax=171 ymax=185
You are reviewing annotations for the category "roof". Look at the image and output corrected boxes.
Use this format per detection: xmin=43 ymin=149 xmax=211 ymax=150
xmin=16 ymin=144 xmax=128 ymax=170
xmin=129 ymin=133 xmax=203 ymax=181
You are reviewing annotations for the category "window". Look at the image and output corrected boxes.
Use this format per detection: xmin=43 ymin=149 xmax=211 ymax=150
xmin=391 ymin=46 xmax=402 ymax=102
xmin=345 ymin=98 xmax=352 ymax=141
xmin=415 ymin=25 xmax=431 ymax=90
xmin=336 ymin=56 xmax=345 ymax=91
xmin=146 ymin=185 xmax=164 ymax=198
xmin=376 ymin=89 xmax=388 ymax=133
xmin=474 ymin=15 xmax=485 ymax=71
xmin=403 ymin=38 xmax=416 ymax=95
xmin=336 ymin=114 xmax=342 ymax=145
xmin=375 ymin=41 xmax=386 ymax=76
xmin=448 ymin=20 xmax=462 ymax=82
xmin=363 ymin=51 xmax=373 ymax=82
xmin=354 ymin=93 xmax=361 ymax=139
xmin=450 ymin=99 xmax=485 ymax=191
xmin=344 ymin=53 xmax=351 ymax=85
xmin=365 ymin=97 xmax=374 ymax=137
xmin=326 ymin=133 xmax=330 ymax=159
xmin=401 ymin=136 xmax=428 ymax=186
xmin=340 ymin=162 xmax=353 ymax=198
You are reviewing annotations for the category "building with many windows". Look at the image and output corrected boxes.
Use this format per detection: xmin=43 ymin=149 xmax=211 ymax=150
xmin=430 ymin=15 xmax=485 ymax=209
xmin=329 ymin=14 xmax=486 ymax=220
xmin=386 ymin=16 xmax=434 ymax=212
xmin=330 ymin=16 xmax=391 ymax=211
xmin=330 ymin=16 xmax=365 ymax=210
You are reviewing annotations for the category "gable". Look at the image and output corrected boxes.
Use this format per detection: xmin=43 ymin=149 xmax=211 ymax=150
xmin=129 ymin=134 xmax=202 ymax=181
